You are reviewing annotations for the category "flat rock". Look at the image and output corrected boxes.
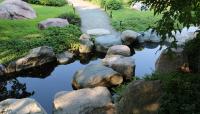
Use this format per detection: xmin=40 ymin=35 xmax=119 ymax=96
xmin=107 ymin=45 xmax=131 ymax=56
xmin=116 ymin=80 xmax=162 ymax=114
xmin=86 ymin=28 xmax=111 ymax=36
xmin=38 ymin=18 xmax=69 ymax=29
xmin=72 ymin=64 xmax=123 ymax=89
xmin=53 ymin=87 xmax=115 ymax=114
xmin=102 ymin=55 xmax=135 ymax=80
xmin=95 ymin=35 xmax=122 ymax=53
xmin=121 ymin=30 xmax=140 ymax=45
xmin=6 ymin=46 xmax=56 ymax=74
xmin=0 ymin=0 xmax=37 ymax=19
xmin=56 ymin=51 xmax=75 ymax=64
xmin=0 ymin=98 xmax=47 ymax=114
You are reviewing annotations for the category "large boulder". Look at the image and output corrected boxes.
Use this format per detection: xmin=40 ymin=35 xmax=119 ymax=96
xmin=86 ymin=28 xmax=111 ymax=36
xmin=0 ymin=98 xmax=47 ymax=114
xmin=53 ymin=87 xmax=115 ymax=114
xmin=0 ymin=0 xmax=37 ymax=19
xmin=138 ymin=29 xmax=161 ymax=43
xmin=121 ymin=30 xmax=140 ymax=45
xmin=79 ymin=34 xmax=94 ymax=53
xmin=0 ymin=64 xmax=5 ymax=76
xmin=95 ymin=35 xmax=122 ymax=53
xmin=56 ymin=51 xmax=75 ymax=64
xmin=102 ymin=55 xmax=135 ymax=80
xmin=38 ymin=18 xmax=69 ymax=29
xmin=107 ymin=45 xmax=131 ymax=56
xmin=72 ymin=64 xmax=123 ymax=89
xmin=155 ymin=48 xmax=187 ymax=73
xmin=116 ymin=80 xmax=162 ymax=114
xmin=6 ymin=46 xmax=56 ymax=74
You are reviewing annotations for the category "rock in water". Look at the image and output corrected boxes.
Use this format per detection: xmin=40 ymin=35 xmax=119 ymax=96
xmin=107 ymin=45 xmax=131 ymax=56
xmin=38 ymin=18 xmax=69 ymax=29
xmin=79 ymin=34 xmax=94 ymax=53
xmin=6 ymin=46 xmax=56 ymax=74
xmin=56 ymin=51 xmax=74 ymax=64
xmin=0 ymin=0 xmax=37 ymax=19
xmin=95 ymin=35 xmax=122 ymax=53
xmin=102 ymin=55 xmax=135 ymax=80
xmin=116 ymin=80 xmax=162 ymax=114
xmin=121 ymin=30 xmax=140 ymax=45
xmin=53 ymin=87 xmax=115 ymax=114
xmin=0 ymin=98 xmax=47 ymax=114
xmin=72 ymin=64 xmax=123 ymax=89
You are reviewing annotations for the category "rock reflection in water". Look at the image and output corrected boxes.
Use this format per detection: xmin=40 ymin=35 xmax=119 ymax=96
xmin=0 ymin=78 xmax=34 ymax=101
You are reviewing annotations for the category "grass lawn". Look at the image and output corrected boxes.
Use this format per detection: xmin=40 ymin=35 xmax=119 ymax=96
xmin=0 ymin=4 xmax=81 ymax=64
xmin=111 ymin=7 xmax=161 ymax=32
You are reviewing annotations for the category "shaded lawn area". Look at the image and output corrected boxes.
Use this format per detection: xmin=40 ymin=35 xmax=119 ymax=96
xmin=111 ymin=8 xmax=161 ymax=32
xmin=0 ymin=5 xmax=81 ymax=64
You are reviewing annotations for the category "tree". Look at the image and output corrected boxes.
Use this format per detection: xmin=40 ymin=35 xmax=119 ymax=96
xmin=139 ymin=0 xmax=200 ymax=45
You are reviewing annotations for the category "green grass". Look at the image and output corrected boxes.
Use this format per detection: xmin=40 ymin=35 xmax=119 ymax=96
xmin=0 ymin=5 xmax=81 ymax=64
xmin=111 ymin=7 xmax=161 ymax=32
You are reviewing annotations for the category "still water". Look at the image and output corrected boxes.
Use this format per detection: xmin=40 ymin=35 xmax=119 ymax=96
xmin=0 ymin=44 xmax=164 ymax=113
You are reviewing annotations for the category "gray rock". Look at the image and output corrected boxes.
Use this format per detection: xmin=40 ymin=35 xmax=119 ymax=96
xmin=0 ymin=64 xmax=5 ymax=76
xmin=155 ymin=48 xmax=187 ymax=73
xmin=107 ymin=45 xmax=131 ymax=56
xmin=72 ymin=64 xmax=123 ymax=89
xmin=131 ymin=1 xmax=148 ymax=11
xmin=86 ymin=28 xmax=111 ymax=36
xmin=0 ymin=0 xmax=37 ymax=19
xmin=38 ymin=18 xmax=69 ymax=29
xmin=0 ymin=98 xmax=47 ymax=114
xmin=6 ymin=46 xmax=56 ymax=74
xmin=138 ymin=29 xmax=161 ymax=43
xmin=102 ymin=55 xmax=135 ymax=80
xmin=116 ymin=80 xmax=162 ymax=114
xmin=79 ymin=34 xmax=94 ymax=53
xmin=56 ymin=51 xmax=74 ymax=64
xmin=121 ymin=30 xmax=140 ymax=45
xmin=95 ymin=35 xmax=122 ymax=53
xmin=53 ymin=87 xmax=115 ymax=114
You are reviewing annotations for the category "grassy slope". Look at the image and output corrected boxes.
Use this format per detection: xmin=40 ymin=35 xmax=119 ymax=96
xmin=111 ymin=7 xmax=161 ymax=32
xmin=0 ymin=5 xmax=73 ymax=40
xmin=0 ymin=5 xmax=77 ymax=64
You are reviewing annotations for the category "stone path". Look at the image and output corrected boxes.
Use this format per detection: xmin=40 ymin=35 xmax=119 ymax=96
xmin=67 ymin=0 xmax=118 ymax=35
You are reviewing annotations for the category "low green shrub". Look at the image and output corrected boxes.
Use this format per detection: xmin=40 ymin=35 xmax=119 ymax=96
xmin=58 ymin=12 xmax=81 ymax=26
xmin=145 ymin=72 xmax=200 ymax=114
xmin=184 ymin=34 xmax=200 ymax=73
xmin=0 ymin=25 xmax=81 ymax=64
xmin=23 ymin=0 xmax=67 ymax=6
xmin=106 ymin=0 xmax=122 ymax=10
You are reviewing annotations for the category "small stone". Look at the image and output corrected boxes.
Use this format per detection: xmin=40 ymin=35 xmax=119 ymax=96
xmin=56 ymin=51 xmax=75 ymax=64
xmin=86 ymin=28 xmax=111 ymax=36
xmin=38 ymin=18 xmax=69 ymax=29
xmin=107 ymin=45 xmax=131 ymax=56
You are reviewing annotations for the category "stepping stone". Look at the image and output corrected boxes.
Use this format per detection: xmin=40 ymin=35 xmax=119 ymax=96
xmin=86 ymin=28 xmax=111 ymax=36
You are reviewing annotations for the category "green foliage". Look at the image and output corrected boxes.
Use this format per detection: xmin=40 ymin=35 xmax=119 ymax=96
xmin=184 ymin=35 xmax=200 ymax=72
xmin=0 ymin=5 xmax=81 ymax=64
xmin=58 ymin=12 xmax=81 ymax=26
xmin=105 ymin=0 xmax=122 ymax=10
xmin=111 ymin=8 xmax=160 ymax=31
xmin=145 ymin=72 xmax=200 ymax=114
xmin=23 ymin=0 xmax=67 ymax=6
xmin=139 ymin=0 xmax=200 ymax=42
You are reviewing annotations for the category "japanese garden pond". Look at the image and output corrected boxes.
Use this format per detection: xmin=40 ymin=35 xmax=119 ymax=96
xmin=0 ymin=43 xmax=165 ymax=113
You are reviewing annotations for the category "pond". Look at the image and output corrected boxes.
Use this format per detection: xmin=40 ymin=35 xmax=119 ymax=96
xmin=0 ymin=44 xmax=165 ymax=114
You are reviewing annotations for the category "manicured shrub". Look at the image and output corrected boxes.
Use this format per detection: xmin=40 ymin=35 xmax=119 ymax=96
xmin=23 ymin=0 xmax=67 ymax=6
xmin=105 ymin=0 xmax=122 ymax=10
xmin=58 ymin=12 xmax=81 ymax=26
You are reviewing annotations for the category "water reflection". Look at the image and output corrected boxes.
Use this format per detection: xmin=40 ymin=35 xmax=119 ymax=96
xmin=0 ymin=78 xmax=34 ymax=101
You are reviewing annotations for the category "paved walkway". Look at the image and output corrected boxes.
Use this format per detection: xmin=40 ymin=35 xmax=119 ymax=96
xmin=67 ymin=0 xmax=118 ymax=35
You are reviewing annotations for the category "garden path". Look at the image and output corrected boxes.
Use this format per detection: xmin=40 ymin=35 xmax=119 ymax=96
xmin=67 ymin=0 xmax=118 ymax=35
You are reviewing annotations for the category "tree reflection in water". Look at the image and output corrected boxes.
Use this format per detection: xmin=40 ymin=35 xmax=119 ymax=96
xmin=0 ymin=78 xmax=34 ymax=101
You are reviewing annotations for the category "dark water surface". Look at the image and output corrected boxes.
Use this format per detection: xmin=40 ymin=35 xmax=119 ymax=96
xmin=0 ymin=44 xmax=164 ymax=113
